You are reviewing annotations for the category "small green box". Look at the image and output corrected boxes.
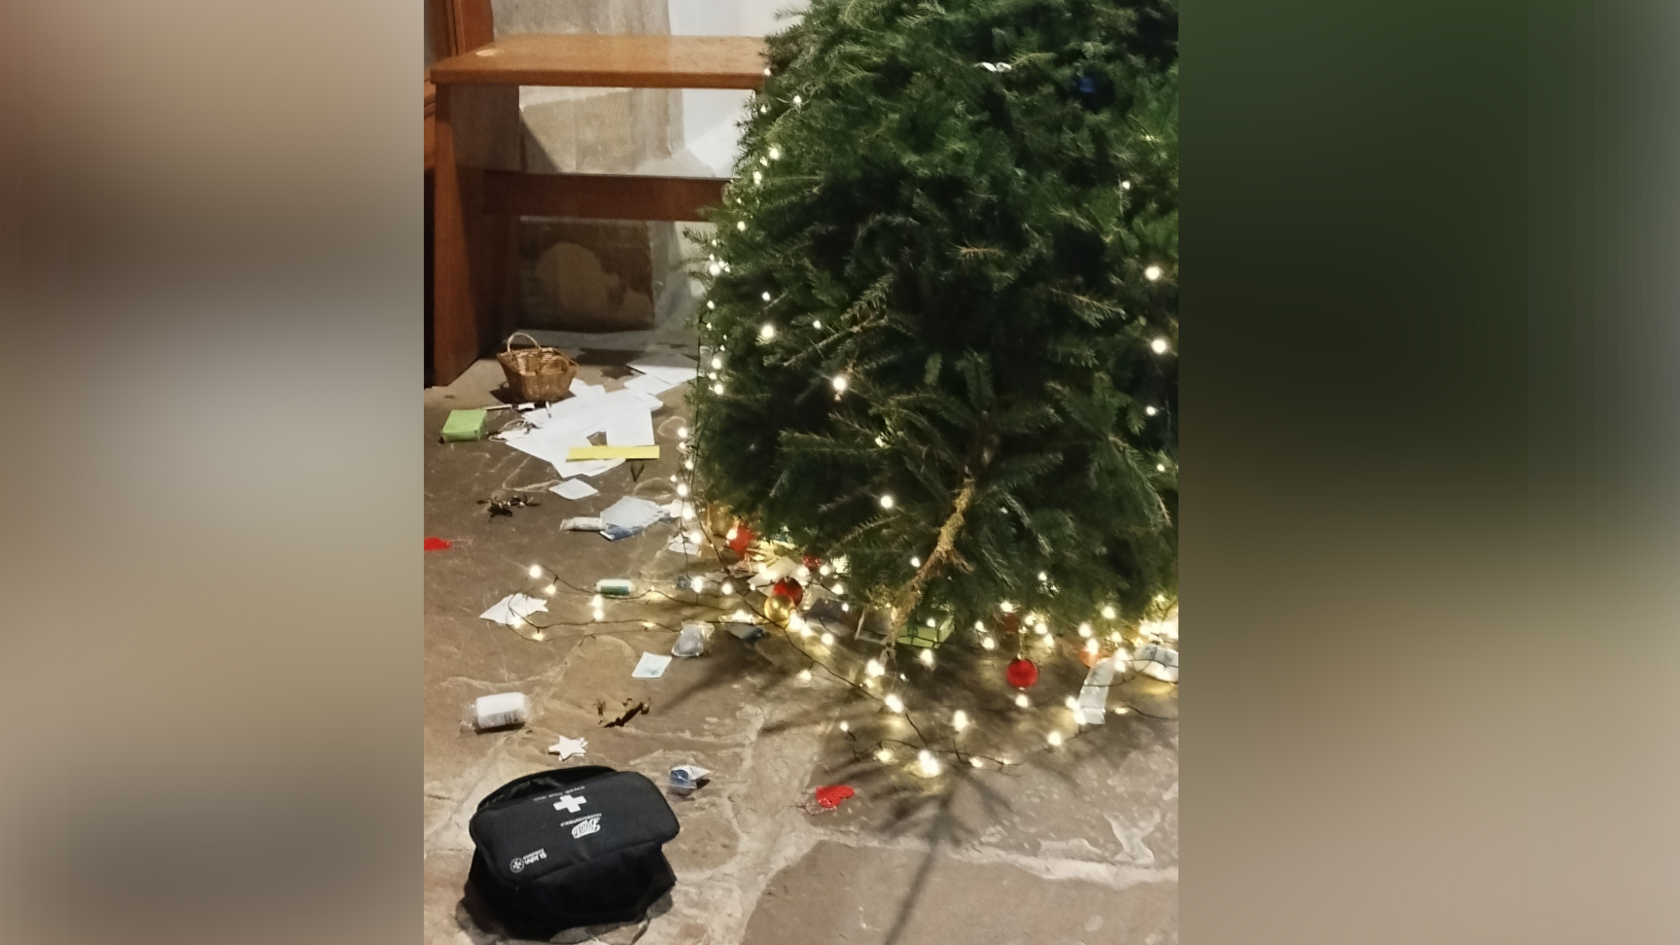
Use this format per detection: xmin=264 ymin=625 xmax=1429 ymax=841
xmin=898 ymin=613 xmax=955 ymax=648
xmin=440 ymin=408 xmax=488 ymax=442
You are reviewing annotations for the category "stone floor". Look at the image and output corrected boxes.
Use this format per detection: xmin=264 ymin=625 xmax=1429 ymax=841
xmin=423 ymin=346 xmax=1179 ymax=945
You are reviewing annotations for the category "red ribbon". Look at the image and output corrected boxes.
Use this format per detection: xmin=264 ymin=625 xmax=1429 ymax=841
xmin=813 ymin=784 xmax=855 ymax=810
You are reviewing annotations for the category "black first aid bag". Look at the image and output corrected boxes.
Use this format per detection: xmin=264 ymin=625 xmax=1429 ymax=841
xmin=468 ymin=766 xmax=681 ymax=937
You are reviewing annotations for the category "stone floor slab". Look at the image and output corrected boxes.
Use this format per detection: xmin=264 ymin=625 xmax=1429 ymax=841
xmin=424 ymin=351 xmax=1178 ymax=944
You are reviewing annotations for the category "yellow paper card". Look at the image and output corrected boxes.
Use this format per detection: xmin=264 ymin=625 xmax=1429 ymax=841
xmin=566 ymin=445 xmax=660 ymax=461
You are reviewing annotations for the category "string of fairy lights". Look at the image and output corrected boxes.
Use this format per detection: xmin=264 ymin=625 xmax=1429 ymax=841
xmin=480 ymin=72 xmax=1178 ymax=782
xmin=504 ymin=547 xmax=1177 ymax=778
xmin=491 ymin=421 xmax=1177 ymax=779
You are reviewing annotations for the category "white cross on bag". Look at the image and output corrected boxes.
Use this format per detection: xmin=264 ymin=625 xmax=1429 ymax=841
xmin=552 ymin=794 xmax=587 ymax=814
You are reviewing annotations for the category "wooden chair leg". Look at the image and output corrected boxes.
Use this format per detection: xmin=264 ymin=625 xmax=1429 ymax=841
xmin=432 ymin=85 xmax=477 ymax=385
xmin=432 ymin=85 xmax=520 ymax=387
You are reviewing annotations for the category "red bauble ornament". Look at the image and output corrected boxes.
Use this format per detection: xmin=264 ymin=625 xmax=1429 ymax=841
xmin=1005 ymin=657 xmax=1039 ymax=689
xmin=772 ymin=577 xmax=804 ymax=606
xmin=802 ymin=554 xmax=823 ymax=571
xmin=727 ymin=521 xmax=755 ymax=556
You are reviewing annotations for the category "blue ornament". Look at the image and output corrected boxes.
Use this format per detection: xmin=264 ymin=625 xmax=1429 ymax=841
xmin=1076 ymin=74 xmax=1097 ymax=96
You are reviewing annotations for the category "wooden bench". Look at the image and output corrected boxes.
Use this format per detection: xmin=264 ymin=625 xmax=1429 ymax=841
xmin=428 ymin=32 xmax=768 ymax=385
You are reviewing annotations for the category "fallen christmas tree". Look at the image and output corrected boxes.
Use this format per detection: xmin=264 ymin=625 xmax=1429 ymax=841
xmin=692 ymin=0 xmax=1177 ymax=663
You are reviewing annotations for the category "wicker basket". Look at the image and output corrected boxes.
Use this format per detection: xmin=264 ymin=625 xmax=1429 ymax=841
xmin=495 ymin=332 xmax=578 ymax=402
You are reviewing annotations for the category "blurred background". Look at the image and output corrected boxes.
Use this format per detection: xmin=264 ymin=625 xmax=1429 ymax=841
xmin=2 ymin=0 xmax=1679 ymax=943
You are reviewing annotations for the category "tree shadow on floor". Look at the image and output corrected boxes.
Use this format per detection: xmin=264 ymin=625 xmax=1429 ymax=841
xmin=456 ymin=882 xmax=672 ymax=944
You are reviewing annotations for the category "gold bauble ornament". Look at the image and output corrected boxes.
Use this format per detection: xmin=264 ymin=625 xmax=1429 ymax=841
xmin=762 ymin=593 xmax=794 ymax=625
xmin=702 ymin=502 xmax=736 ymax=537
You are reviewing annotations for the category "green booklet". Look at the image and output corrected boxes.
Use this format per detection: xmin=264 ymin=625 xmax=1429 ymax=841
xmin=440 ymin=408 xmax=487 ymax=442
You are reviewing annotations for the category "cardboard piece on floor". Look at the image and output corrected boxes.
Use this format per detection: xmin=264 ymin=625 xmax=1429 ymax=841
xmin=550 ymin=479 xmax=599 ymax=500
xmin=631 ymin=652 xmax=673 ymax=679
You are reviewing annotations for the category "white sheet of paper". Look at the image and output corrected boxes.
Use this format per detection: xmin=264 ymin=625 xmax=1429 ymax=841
xmin=1130 ymin=643 xmax=1180 ymax=682
xmin=1073 ymin=662 xmax=1114 ymax=725
xmin=1076 ymin=689 xmax=1108 ymax=725
xmin=498 ymin=388 xmax=654 ymax=477
xmin=632 ymin=652 xmax=673 ymax=679
xmin=502 ymin=423 xmax=591 ymax=465
xmin=519 ymin=396 xmax=601 ymax=433
xmin=627 ymin=352 xmax=700 ymax=385
xmin=601 ymin=496 xmax=665 ymax=530
xmin=623 ymin=372 xmax=680 ymax=396
xmin=480 ymin=593 xmax=548 ymax=626
xmin=550 ymin=479 xmax=599 ymax=500
xmin=623 ymin=389 xmax=664 ymax=411
xmin=603 ymin=402 xmax=656 ymax=447
xmin=666 ymin=534 xmax=701 ymax=555
xmin=502 ymin=424 xmax=622 ymax=478
xmin=557 ymin=458 xmax=625 ymax=479
xmin=669 ymin=764 xmax=710 ymax=788
xmin=747 ymin=556 xmax=798 ymax=589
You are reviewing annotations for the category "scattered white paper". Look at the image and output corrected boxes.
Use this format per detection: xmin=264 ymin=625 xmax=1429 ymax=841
xmin=621 ymin=389 xmax=665 ymax=412
xmin=496 ymin=386 xmax=660 ymax=478
xmin=601 ymin=496 xmax=665 ymax=531
xmin=666 ymin=534 xmax=702 ymax=555
xmin=672 ymin=622 xmax=710 ymax=657
xmin=724 ymin=622 xmax=766 ymax=641
xmin=557 ymin=457 xmax=625 ymax=479
xmin=603 ymin=402 xmax=656 ymax=447
xmin=561 ymin=516 xmax=604 ymax=531
xmin=550 ymin=479 xmax=599 ymax=501
xmin=747 ymin=556 xmax=799 ymax=589
xmin=480 ymin=593 xmax=548 ymax=626
xmin=570 ymin=381 xmax=605 ymax=399
xmin=1076 ymin=661 xmax=1115 ymax=725
xmin=627 ymin=352 xmax=700 ymax=385
xmin=547 ymin=734 xmax=589 ymax=760
xmin=624 ymin=372 xmax=680 ymax=397
xmin=669 ymin=764 xmax=711 ymax=790
xmin=632 ymin=652 xmax=673 ymax=679
xmin=1130 ymin=643 xmax=1180 ymax=683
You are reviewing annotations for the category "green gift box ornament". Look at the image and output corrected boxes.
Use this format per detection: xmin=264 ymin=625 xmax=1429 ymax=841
xmin=897 ymin=612 xmax=954 ymax=648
